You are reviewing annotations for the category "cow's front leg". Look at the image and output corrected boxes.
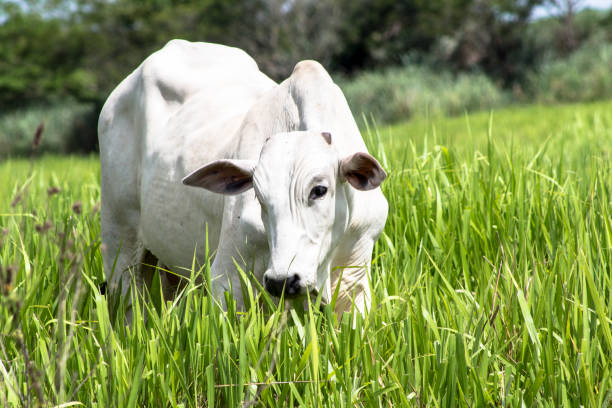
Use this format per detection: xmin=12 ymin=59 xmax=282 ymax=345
xmin=210 ymin=242 xmax=267 ymax=310
xmin=210 ymin=252 xmax=245 ymax=309
xmin=209 ymin=199 xmax=268 ymax=310
xmin=330 ymin=237 xmax=375 ymax=316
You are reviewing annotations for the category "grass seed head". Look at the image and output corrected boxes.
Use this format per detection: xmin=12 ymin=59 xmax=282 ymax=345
xmin=35 ymin=220 xmax=53 ymax=234
xmin=47 ymin=186 xmax=61 ymax=196
xmin=32 ymin=121 xmax=44 ymax=150
xmin=72 ymin=201 xmax=82 ymax=214
xmin=10 ymin=192 xmax=22 ymax=208
xmin=1 ymin=264 xmax=17 ymax=295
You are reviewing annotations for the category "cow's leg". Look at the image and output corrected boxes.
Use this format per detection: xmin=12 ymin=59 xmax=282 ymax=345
xmin=208 ymin=195 xmax=268 ymax=310
xmin=103 ymin=227 xmax=183 ymax=324
xmin=157 ymin=263 xmax=188 ymax=302
xmin=135 ymin=252 xmax=187 ymax=303
xmin=330 ymin=237 xmax=375 ymax=316
xmin=210 ymin=242 xmax=267 ymax=310
xmin=209 ymin=223 xmax=268 ymax=311
xmin=100 ymin=209 xmax=149 ymax=324
xmin=210 ymin=256 xmax=242 ymax=309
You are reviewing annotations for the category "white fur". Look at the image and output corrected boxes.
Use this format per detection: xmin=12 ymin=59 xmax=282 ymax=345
xmin=98 ymin=40 xmax=388 ymax=318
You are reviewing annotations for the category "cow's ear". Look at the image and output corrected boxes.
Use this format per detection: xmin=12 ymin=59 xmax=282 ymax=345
xmin=340 ymin=152 xmax=386 ymax=191
xmin=183 ymin=159 xmax=256 ymax=195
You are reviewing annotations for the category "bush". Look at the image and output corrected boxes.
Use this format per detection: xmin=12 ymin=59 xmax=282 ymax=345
xmin=0 ymin=100 xmax=97 ymax=157
xmin=339 ymin=65 xmax=509 ymax=124
xmin=528 ymin=41 xmax=612 ymax=103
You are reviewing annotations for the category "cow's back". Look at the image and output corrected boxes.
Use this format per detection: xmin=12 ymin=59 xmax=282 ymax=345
xmin=98 ymin=40 xmax=276 ymax=272
xmin=98 ymin=39 xmax=273 ymax=190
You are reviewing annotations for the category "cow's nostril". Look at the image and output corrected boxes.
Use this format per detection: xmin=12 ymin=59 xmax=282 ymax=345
xmin=264 ymin=275 xmax=284 ymax=297
xmin=286 ymin=274 xmax=301 ymax=296
xmin=264 ymin=274 xmax=302 ymax=298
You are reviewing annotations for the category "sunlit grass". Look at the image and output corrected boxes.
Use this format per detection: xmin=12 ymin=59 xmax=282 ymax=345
xmin=1 ymin=100 xmax=611 ymax=406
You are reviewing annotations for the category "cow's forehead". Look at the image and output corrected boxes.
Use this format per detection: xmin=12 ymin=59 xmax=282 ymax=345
xmin=259 ymin=131 xmax=336 ymax=167
xmin=254 ymin=131 xmax=337 ymax=188
xmin=264 ymin=131 xmax=331 ymax=150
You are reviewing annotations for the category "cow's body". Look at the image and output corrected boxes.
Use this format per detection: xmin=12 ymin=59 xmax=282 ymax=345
xmin=99 ymin=40 xmax=388 ymax=316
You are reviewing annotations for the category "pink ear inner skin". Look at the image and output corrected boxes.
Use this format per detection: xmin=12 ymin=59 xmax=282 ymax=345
xmin=340 ymin=152 xmax=386 ymax=191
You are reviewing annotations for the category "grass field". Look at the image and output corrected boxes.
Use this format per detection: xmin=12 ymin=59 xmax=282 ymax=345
xmin=1 ymin=100 xmax=611 ymax=407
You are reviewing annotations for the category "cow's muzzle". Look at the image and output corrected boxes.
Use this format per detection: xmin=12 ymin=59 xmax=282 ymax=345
xmin=263 ymin=273 xmax=303 ymax=298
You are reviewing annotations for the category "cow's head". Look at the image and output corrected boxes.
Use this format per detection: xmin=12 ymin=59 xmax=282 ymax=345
xmin=182 ymin=131 xmax=386 ymax=302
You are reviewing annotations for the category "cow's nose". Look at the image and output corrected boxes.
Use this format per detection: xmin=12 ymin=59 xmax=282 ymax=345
xmin=264 ymin=274 xmax=302 ymax=298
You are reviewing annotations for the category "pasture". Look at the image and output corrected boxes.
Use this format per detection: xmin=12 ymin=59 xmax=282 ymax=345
xmin=1 ymin=100 xmax=611 ymax=406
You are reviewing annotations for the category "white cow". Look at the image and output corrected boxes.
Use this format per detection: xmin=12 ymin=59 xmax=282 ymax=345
xmin=98 ymin=40 xmax=388 ymax=317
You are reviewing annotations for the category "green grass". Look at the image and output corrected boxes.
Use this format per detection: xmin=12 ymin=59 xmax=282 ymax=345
xmin=1 ymin=100 xmax=611 ymax=406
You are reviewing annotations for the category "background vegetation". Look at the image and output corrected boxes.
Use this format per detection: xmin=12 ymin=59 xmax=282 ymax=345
xmin=1 ymin=100 xmax=611 ymax=406
xmin=2 ymin=0 xmax=612 ymax=406
xmin=1 ymin=0 xmax=611 ymax=157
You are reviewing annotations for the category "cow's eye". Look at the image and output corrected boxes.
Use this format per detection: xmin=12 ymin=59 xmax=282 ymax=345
xmin=309 ymin=185 xmax=328 ymax=200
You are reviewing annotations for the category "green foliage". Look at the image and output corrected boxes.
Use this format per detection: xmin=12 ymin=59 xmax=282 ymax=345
xmin=528 ymin=41 xmax=612 ymax=103
xmin=0 ymin=100 xmax=97 ymax=157
xmin=340 ymin=65 xmax=509 ymax=124
xmin=1 ymin=101 xmax=611 ymax=406
xmin=0 ymin=0 xmax=611 ymax=155
xmin=0 ymin=13 xmax=92 ymax=108
xmin=330 ymin=0 xmax=543 ymax=82
xmin=0 ymin=0 xmax=549 ymax=110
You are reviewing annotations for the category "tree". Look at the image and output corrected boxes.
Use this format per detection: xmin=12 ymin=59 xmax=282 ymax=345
xmin=433 ymin=0 xmax=544 ymax=84
xmin=546 ymin=0 xmax=584 ymax=53
xmin=0 ymin=11 xmax=91 ymax=108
